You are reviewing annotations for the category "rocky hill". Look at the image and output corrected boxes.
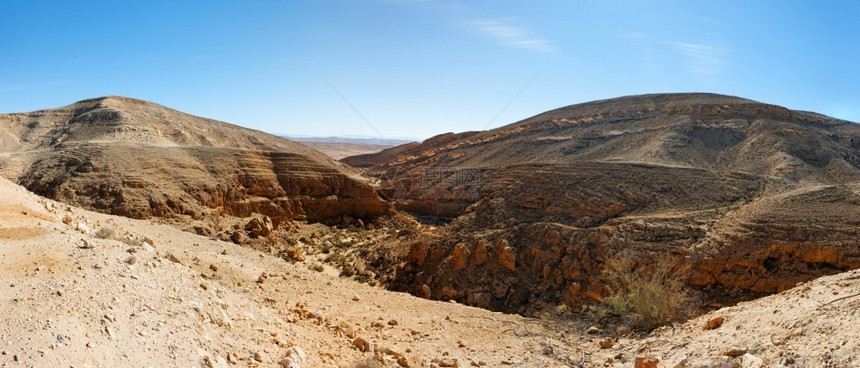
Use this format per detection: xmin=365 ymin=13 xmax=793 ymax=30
xmin=0 ymin=96 xmax=389 ymax=240
xmin=344 ymin=93 xmax=860 ymax=315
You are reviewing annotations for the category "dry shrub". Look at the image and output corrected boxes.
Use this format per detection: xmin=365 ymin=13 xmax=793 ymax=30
xmin=95 ymin=226 xmax=116 ymax=239
xmin=602 ymin=250 xmax=689 ymax=331
xmin=350 ymin=357 xmax=380 ymax=368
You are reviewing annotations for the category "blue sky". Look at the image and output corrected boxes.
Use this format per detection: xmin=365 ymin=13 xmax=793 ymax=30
xmin=1 ymin=1 xmax=858 ymax=140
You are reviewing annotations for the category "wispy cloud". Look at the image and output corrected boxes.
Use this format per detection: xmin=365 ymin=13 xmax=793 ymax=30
xmin=465 ymin=18 xmax=554 ymax=53
xmin=0 ymin=80 xmax=73 ymax=94
xmin=384 ymin=0 xmax=554 ymax=53
xmin=669 ymin=41 xmax=727 ymax=76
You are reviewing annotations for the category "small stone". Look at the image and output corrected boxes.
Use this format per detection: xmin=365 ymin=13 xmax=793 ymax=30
xmin=279 ymin=346 xmax=306 ymax=368
xmin=441 ymin=286 xmax=458 ymax=299
xmin=209 ymin=264 xmax=218 ymax=271
xmin=723 ymin=347 xmax=747 ymax=357
xmin=352 ymin=294 xmax=361 ymax=301
xmin=741 ymin=353 xmax=763 ymax=368
xmin=388 ymin=319 xmax=398 ymax=326
xmin=353 ymin=337 xmax=373 ymax=352
xmin=104 ymin=314 xmax=116 ymax=323
xmin=498 ymin=246 xmax=516 ymax=271
xmin=199 ymin=283 xmax=209 ymax=290
xmin=473 ymin=240 xmax=489 ymax=265
xmin=379 ymin=346 xmax=402 ymax=358
xmin=125 ymin=255 xmax=138 ymax=265
xmin=253 ymin=351 xmax=268 ymax=363
xmin=226 ymin=353 xmax=238 ymax=364
xmin=634 ymin=357 xmax=658 ymax=368
xmin=80 ymin=239 xmax=94 ymax=249
xmin=438 ymin=358 xmax=459 ymax=367
xmin=56 ymin=334 xmax=65 ymax=343
xmin=704 ymin=316 xmax=724 ymax=330
xmin=451 ymin=243 xmax=471 ymax=270
xmin=598 ymin=337 xmax=614 ymax=349
xmin=398 ymin=354 xmax=423 ymax=367
xmin=420 ymin=284 xmax=431 ymax=299
xmin=337 ymin=322 xmax=357 ymax=338
xmin=231 ymin=231 xmax=247 ymax=244
xmin=165 ymin=253 xmax=183 ymax=265
xmin=586 ymin=325 xmax=600 ymax=334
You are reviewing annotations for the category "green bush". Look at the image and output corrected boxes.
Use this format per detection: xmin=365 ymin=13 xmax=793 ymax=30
xmin=602 ymin=250 xmax=688 ymax=330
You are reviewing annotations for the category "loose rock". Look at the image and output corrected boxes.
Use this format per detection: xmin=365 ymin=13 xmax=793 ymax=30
xmin=704 ymin=316 xmax=724 ymax=330
xmin=279 ymin=346 xmax=306 ymax=368
xmin=634 ymin=357 xmax=658 ymax=368
xmin=598 ymin=337 xmax=614 ymax=349
xmin=741 ymin=353 xmax=763 ymax=368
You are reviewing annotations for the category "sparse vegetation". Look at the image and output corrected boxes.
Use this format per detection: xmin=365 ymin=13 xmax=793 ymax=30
xmin=350 ymin=357 xmax=380 ymax=368
xmin=336 ymin=240 xmax=352 ymax=249
xmin=95 ymin=226 xmax=116 ymax=239
xmin=601 ymin=250 xmax=689 ymax=331
xmin=324 ymin=252 xmax=345 ymax=264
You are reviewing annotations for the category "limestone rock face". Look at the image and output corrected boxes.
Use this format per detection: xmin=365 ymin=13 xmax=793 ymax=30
xmin=0 ymin=96 xmax=389 ymax=230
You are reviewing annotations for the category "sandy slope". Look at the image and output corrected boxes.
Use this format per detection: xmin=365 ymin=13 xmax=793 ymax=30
xmin=2 ymin=175 xmax=858 ymax=367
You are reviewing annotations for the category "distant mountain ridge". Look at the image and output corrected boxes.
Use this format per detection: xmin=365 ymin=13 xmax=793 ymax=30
xmin=280 ymin=135 xmax=418 ymax=146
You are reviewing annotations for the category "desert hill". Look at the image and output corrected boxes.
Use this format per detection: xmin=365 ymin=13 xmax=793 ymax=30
xmin=0 ymin=96 xmax=389 ymax=239
xmin=343 ymin=93 xmax=860 ymax=315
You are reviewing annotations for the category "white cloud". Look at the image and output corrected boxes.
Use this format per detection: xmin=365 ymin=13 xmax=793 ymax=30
xmin=669 ymin=41 xmax=727 ymax=76
xmin=465 ymin=18 xmax=555 ymax=53
xmin=0 ymin=80 xmax=72 ymax=94
xmin=385 ymin=0 xmax=555 ymax=53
